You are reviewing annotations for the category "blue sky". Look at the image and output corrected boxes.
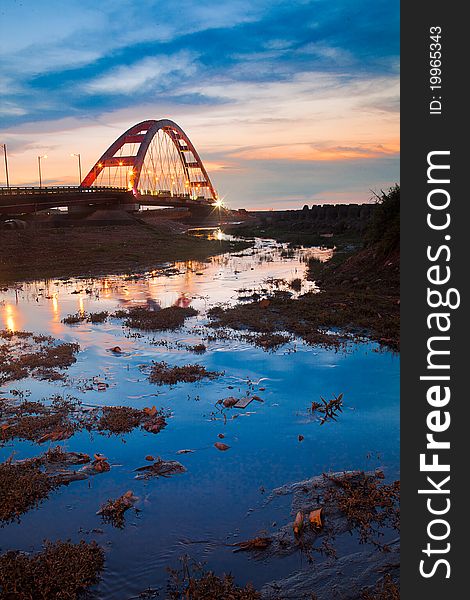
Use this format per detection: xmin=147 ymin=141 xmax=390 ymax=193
xmin=0 ymin=0 xmax=399 ymax=208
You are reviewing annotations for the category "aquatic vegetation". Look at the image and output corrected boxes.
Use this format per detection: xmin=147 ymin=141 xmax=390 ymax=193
xmin=0 ymin=330 xmax=80 ymax=384
xmin=1 ymin=395 xmax=168 ymax=444
xmin=0 ymin=540 xmax=104 ymax=599
xmin=289 ymin=277 xmax=303 ymax=291
xmin=63 ymin=311 xmax=110 ymax=325
xmin=0 ymin=458 xmax=59 ymax=525
xmin=88 ymin=311 xmax=109 ymax=323
xmin=148 ymin=360 xmax=221 ymax=385
xmin=62 ymin=312 xmax=85 ymax=325
xmin=208 ymin=285 xmax=399 ymax=350
xmin=0 ymin=448 xmax=96 ymax=525
xmin=323 ymin=471 xmax=400 ymax=546
xmin=1 ymin=395 xmax=80 ymax=444
xmin=167 ymin=557 xmax=261 ymax=600
xmin=97 ymin=406 xmax=147 ymax=435
xmin=310 ymin=393 xmax=344 ymax=425
xmin=121 ymin=305 xmax=198 ymax=331
xmin=189 ymin=343 xmax=207 ymax=354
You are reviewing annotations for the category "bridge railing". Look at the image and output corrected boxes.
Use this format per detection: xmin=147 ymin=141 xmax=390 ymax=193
xmin=0 ymin=186 xmax=129 ymax=195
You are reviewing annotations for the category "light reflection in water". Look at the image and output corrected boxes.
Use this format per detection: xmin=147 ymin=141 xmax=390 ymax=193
xmin=0 ymin=233 xmax=397 ymax=599
xmin=3 ymin=303 xmax=16 ymax=332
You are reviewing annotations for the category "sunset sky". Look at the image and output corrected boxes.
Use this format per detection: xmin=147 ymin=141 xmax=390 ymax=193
xmin=0 ymin=0 xmax=399 ymax=209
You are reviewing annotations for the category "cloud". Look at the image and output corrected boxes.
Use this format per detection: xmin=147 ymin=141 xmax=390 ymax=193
xmin=227 ymin=142 xmax=399 ymax=161
xmin=84 ymin=52 xmax=198 ymax=95
xmin=0 ymin=0 xmax=399 ymax=208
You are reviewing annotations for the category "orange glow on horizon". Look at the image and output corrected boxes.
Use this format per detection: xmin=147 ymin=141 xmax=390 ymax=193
xmin=229 ymin=141 xmax=400 ymax=162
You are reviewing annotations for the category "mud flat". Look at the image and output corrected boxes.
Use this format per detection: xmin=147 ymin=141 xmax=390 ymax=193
xmin=0 ymin=223 xmax=251 ymax=283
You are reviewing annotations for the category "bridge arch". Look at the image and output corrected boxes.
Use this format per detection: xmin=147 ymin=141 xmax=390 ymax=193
xmin=81 ymin=119 xmax=217 ymax=202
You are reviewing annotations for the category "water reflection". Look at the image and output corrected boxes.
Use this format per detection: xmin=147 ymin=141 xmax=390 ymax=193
xmin=3 ymin=303 xmax=17 ymax=332
xmin=0 ymin=232 xmax=398 ymax=599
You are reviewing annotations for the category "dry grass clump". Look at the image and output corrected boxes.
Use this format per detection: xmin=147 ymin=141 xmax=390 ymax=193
xmin=97 ymin=406 xmax=144 ymax=435
xmin=167 ymin=557 xmax=261 ymax=600
xmin=189 ymin=343 xmax=207 ymax=354
xmin=0 ymin=540 xmax=104 ymax=599
xmin=62 ymin=311 xmax=109 ymax=325
xmin=88 ymin=311 xmax=109 ymax=323
xmin=96 ymin=405 xmax=168 ymax=435
xmin=250 ymin=332 xmax=290 ymax=351
xmin=1 ymin=395 xmax=81 ymax=445
xmin=289 ymin=277 xmax=303 ymax=291
xmin=1 ymin=395 xmax=168 ymax=443
xmin=148 ymin=361 xmax=221 ymax=385
xmin=323 ymin=471 xmax=400 ymax=546
xmin=62 ymin=313 xmax=85 ymax=325
xmin=0 ymin=330 xmax=79 ymax=384
xmin=122 ymin=306 xmax=198 ymax=331
xmin=0 ymin=448 xmax=113 ymax=525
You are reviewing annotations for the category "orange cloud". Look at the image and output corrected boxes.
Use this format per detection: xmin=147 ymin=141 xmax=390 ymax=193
xmin=228 ymin=141 xmax=400 ymax=162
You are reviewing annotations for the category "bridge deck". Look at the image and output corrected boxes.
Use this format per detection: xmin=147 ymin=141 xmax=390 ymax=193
xmin=0 ymin=186 xmax=213 ymax=214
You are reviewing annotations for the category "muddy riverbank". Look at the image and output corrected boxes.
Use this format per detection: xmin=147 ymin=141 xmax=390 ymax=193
xmin=213 ymin=188 xmax=400 ymax=351
xmin=0 ymin=223 xmax=251 ymax=284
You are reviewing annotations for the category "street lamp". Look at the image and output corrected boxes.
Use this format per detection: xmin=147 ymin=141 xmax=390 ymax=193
xmin=71 ymin=153 xmax=82 ymax=186
xmin=1 ymin=144 xmax=10 ymax=189
xmin=38 ymin=155 xmax=47 ymax=188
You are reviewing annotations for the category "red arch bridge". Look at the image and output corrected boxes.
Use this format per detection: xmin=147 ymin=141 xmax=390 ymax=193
xmin=0 ymin=119 xmax=222 ymax=215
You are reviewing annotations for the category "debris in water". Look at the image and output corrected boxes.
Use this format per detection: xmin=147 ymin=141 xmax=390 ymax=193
xmin=309 ymin=508 xmax=324 ymax=530
xmin=92 ymin=454 xmax=111 ymax=473
xmin=135 ymin=458 xmax=186 ymax=480
xmin=310 ymin=393 xmax=344 ymax=424
xmin=214 ymin=442 xmax=230 ymax=451
xmin=293 ymin=511 xmax=304 ymax=536
xmin=221 ymin=396 xmax=238 ymax=408
xmin=97 ymin=490 xmax=138 ymax=528
xmin=234 ymin=397 xmax=254 ymax=409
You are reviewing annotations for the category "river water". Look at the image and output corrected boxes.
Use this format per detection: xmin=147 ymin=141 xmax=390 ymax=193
xmin=0 ymin=231 xmax=399 ymax=598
